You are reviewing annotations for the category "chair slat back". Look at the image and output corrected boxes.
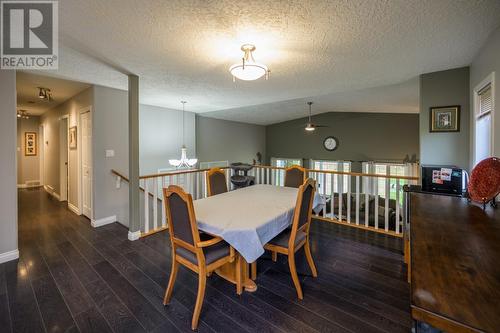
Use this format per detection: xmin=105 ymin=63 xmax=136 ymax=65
xmin=207 ymin=168 xmax=228 ymax=196
xmin=284 ymin=165 xmax=306 ymax=188
xmin=289 ymin=178 xmax=316 ymax=248
xmin=163 ymin=185 xmax=201 ymax=249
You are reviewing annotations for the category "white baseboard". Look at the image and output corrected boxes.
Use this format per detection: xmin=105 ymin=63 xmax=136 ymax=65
xmin=91 ymin=215 xmax=116 ymax=228
xmin=67 ymin=202 xmax=80 ymax=215
xmin=128 ymin=230 xmax=141 ymax=241
xmin=44 ymin=185 xmax=60 ymax=200
xmin=0 ymin=249 xmax=19 ymax=264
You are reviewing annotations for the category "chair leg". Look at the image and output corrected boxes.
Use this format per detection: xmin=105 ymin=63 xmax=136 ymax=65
xmin=272 ymin=251 xmax=277 ymax=262
xmin=304 ymin=240 xmax=318 ymax=277
xmin=192 ymin=271 xmax=207 ymax=330
xmin=288 ymin=253 xmax=303 ymax=300
xmin=163 ymin=259 xmax=179 ymax=305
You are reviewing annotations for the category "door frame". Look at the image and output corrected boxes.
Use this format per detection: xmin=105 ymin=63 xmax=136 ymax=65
xmin=78 ymin=106 xmax=93 ymax=219
xmin=59 ymin=115 xmax=69 ymax=202
xmin=39 ymin=124 xmax=44 ymax=186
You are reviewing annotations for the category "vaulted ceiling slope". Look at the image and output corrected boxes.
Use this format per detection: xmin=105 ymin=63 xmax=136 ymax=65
xmin=26 ymin=0 xmax=500 ymax=123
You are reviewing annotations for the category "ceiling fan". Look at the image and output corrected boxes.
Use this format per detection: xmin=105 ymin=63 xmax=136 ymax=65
xmin=304 ymin=101 xmax=328 ymax=131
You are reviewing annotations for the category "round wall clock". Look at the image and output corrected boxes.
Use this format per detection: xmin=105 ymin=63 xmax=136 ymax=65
xmin=323 ymin=136 xmax=338 ymax=151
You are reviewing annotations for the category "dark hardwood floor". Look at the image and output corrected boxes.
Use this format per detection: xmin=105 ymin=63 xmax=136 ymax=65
xmin=0 ymin=188 xmax=411 ymax=332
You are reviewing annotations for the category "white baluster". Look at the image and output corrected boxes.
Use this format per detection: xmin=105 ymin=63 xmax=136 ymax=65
xmin=338 ymin=174 xmax=342 ymax=222
xmin=153 ymin=178 xmax=158 ymax=231
xmin=322 ymin=173 xmax=327 ymax=218
xmin=355 ymin=175 xmax=360 ymax=225
xmin=144 ymin=179 xmax=149 ymax=234
xmin=161 ymin=176 xmax=166 ymax=227
xmin=374 ymin=178 xmax=379 ymax=230
xmin=267 ymin=168 xmax=270 ymax=185
xmin=203 ymin=171 xmax=208 ymax=198
xmin=385 ymin=176 xmax=390 ymax=232
xmin=347 ymin=175 xmax=351 ymax=223
xmin=330 ymin=173 xmax=334 ymax=221
xmin=365 ymin=176 xmax=369 ymax=227
xmin=396 ymin=179 xmax=401 ymax=234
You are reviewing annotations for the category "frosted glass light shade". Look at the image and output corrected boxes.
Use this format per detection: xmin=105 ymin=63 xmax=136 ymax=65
xmin=169 ymin=147 xmax=197 ymax=168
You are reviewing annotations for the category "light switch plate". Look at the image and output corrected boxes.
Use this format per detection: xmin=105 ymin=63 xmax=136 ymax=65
xmin=105 ymin=149 xmax=115 ymax=157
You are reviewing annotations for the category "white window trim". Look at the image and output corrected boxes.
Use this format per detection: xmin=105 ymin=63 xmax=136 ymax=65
xmin=270 ymin=157 xmax=303 ymax=167
xmin=473 ymin=72 xmax=495 ymax=167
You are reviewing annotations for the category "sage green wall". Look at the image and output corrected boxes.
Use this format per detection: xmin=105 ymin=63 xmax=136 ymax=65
xmin=196 ymin=116 xmax=266 ymax=164
xmin=266 ymin=112 xmax=419 ymax=171
xmin=419 ymin=67 xmax=470 ymax=170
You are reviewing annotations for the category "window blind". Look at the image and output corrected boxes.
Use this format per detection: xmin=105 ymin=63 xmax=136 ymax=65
xmin=478 ymin=84 xmax=492 ymax=117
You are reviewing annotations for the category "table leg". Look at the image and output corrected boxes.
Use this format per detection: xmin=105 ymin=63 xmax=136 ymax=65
xmin=251 ymin=261 xmax=257 ymax=281
xmin=215 ymin=253 xmax=257 ymax=294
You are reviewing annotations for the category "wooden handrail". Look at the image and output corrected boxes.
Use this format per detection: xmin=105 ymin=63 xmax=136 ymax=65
xmin=113 ymin=164 xmax=418 ymax=182
xmin=253 ymin=165 xmax=419 ymax=181
xmin=111 ymin=169 xmax=129 ymax=181
xmin=110 ymin=169 xmax=161 ymax=202
xmin=139 ymin=166 xmax=230 ymax=180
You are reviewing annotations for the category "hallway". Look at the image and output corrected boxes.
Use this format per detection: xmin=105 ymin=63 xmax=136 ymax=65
xmin=0 ymin=188 xmax=411 ymax=333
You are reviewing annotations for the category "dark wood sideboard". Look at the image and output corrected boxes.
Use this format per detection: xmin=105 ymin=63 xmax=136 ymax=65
xmin=407 ymin=191 xmax=500 ymax=332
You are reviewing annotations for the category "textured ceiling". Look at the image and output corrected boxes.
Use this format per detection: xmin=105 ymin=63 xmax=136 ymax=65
xmin=16 ymin=72 xmax=90 ymax=115
xmin=203 ymin=78 xmax=419 ymax=125
xmin=25 ymin=0 xmax=500 ymax=123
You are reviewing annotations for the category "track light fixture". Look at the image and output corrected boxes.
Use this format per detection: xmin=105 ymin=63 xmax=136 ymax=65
xmin=17 ymin=110 xmax=30 ymax=119
xmin=37 ymin=87 xmax=52 ymax=101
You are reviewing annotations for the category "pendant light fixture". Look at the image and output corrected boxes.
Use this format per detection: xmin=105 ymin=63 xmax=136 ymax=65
xmin=229 ymin=44 xmax=270 ymax=82
xmin=169 ymin=101 xmax=198 ymax=168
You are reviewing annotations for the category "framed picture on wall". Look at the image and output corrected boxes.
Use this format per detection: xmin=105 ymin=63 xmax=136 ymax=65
xmin=69 ymin=126 xmax=77 ymax=149
xmin=430 ymin=105 xmax=460 ymax=132
xmin=25 ymin=132 xmax=37 ymax=156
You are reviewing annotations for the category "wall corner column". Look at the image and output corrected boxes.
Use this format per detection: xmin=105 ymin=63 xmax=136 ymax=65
xmin=128 ymin=74 xmax=140 ymax=240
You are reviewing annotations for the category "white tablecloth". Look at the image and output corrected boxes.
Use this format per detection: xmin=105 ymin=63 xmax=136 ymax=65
xmin=194 ymin=184 xmax=320 ymax=263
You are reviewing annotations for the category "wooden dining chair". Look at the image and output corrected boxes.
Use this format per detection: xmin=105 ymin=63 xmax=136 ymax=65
xmin=284 ymin=165 xmax=306 ymax=188
xmin=264 ymin=178 xmax=318 ymax=299
xmin=206 ymin=168 xmax=228 ymax=196
xmin=163 ymin=185 xmax=235 ymax=330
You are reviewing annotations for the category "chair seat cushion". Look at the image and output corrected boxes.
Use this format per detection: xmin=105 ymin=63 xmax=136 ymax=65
xmin=268 ymin=228 xmax=307 ymax=249
xmin=176 ymin=233 xmax=230 ymax=265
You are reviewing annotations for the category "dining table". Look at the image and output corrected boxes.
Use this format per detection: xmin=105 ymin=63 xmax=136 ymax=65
xmin=193 ymin=184 xmax=321 ymax=293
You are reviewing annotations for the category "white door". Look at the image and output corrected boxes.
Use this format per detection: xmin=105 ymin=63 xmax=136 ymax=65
xmin=81 ymin=111 xmax=92 ymax=218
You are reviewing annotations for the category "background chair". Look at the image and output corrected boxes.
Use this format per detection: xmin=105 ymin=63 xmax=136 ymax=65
xmin=264 ymin=178 xmax=318 ymax=299
xmin=284 ymin=165 xmax=306 ymax=188
xmin=163 ymin=185 xmax=235 ymax=330
xmin=206 ymin=168 xmax=228 ymax=196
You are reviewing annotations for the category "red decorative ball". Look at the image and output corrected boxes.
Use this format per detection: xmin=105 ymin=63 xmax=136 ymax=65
xmin=468 ymin=157 xmax=500 ymax=203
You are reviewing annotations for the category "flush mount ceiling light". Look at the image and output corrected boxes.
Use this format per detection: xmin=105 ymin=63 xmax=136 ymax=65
xmin=169 ymin=101 xmax=198 ymax=169
xmin=229 ymin=44 xmax=270 ymax=82
xmin=38 ymin=87 xmax=52 ymax=101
